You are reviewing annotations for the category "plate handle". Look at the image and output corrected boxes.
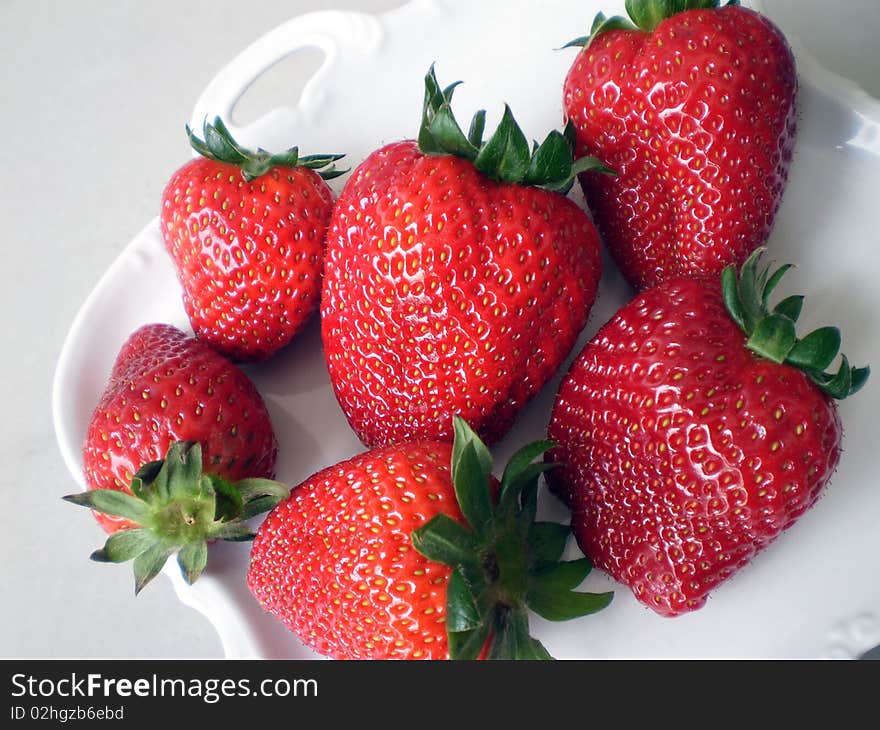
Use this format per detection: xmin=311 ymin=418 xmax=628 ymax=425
xmin=189 ymin=10 xmax=383 ymax=139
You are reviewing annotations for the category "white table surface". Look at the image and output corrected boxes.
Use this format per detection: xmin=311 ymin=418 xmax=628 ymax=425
xmin=2 ymin=0 xmax=877 ymax=659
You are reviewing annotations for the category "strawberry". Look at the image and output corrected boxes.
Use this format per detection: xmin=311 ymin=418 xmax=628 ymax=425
xmin=321 ymin=66 xmax=608 ymax=448
xmin=248 ymin=416 xmax=612 ymax=659
xmin=562 ymin=0 xmax=797 ymax=290
xmin=546 ymin=250 xmax=868 ymax=616
xmin=65 ymin=323 xmax=287 ymax=592
xmin=160 ymin=118 xmax=344 ymax=361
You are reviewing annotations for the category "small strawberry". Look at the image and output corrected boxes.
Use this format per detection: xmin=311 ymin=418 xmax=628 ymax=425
xmin=320 ymin=66 xmax=608 ymax=449
xmin=546 ymin=250 xmax=868 ymax=616
xmin=160 ymin=118 xmax=345 ymax=361
xmin=65 ymin=323 xmax=287 ymax=592
xmin=563 ymin=0 xmax=797 ymax=289
xmin=248 ymin=416 xmax=613 ymax=660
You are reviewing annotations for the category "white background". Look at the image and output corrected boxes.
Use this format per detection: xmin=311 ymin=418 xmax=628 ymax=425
xmin=1 ymin=0 xmax=877 ymax=658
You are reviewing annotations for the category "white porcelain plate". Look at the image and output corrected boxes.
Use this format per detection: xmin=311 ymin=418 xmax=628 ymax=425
xmin=53 ymin=0 xmax=880 ymax=659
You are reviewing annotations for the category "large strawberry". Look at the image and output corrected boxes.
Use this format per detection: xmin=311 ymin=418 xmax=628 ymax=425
xmin=160 ymin=118 xmax=344 ymax=361
xmin=321 ymin=66 xmax=608 ymax=448
xmin=65 ymin=323 xmax=287 ymax=592
xmin=563 ymin=0 xmax=797 ymax=290
xmin=248 ymin=416 xmax=612 ymax=659
xmin=546 ymin=250 xmax=868 ymax=616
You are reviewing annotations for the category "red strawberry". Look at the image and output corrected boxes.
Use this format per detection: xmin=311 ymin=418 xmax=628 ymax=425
xmin=546 ymin=251 xmax=868 ymax=616
xmin=320 ymin=66 xmax=607 ymax=449
xmin=248 ymin=416 xmax=612 ymax=659
xmin=66 ymin=323 xmax=287 ymax=592
xmin=160 ymin=118 xmax=344 ymax=361
xmin=563 ymin=0 xmax=797 ymax=290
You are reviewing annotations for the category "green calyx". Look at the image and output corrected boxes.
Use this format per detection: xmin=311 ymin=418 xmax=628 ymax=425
xmin=64 ymin=442 xmax=289 ymax=594
xmin=410 ymin=416 xmax=613 ymax=660
xmin=186 ymin=116 xmax=347 ymax=182
xmin=418 ymin=65 xmax=613 ymax=193
xmin=563 ymin=0 xmax=740 ymax=49
xmin=722 ymin=249 xmax=870 ymax=399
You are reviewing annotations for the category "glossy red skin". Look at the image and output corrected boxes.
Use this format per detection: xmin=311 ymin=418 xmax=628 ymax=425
xmin=321 ymin=140 xmax=602 ymax=448
xmin=563 ymin=6 xmax=797 ymax=290
xmin=160 ymin=159 xmax=334 ymax=361
xmin=547 ymin=279 xmax=841 ymax=616
xmin=248 ymin=441 xmax=462 ymax=660
xmin=82 ymin=324 xmax=278 ymax=534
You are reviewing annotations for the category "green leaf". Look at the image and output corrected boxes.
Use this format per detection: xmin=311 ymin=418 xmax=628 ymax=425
xmin=564 ymin=12 xmax=636 ymax=49
xmin=488 ymin=607 xmax=553 ymax=660
xmin=563 ymin=119 xmax=578 ymax=152
xmin=524 ymin=131 xmax=572 ymax=187
xmin=415 ymin=64 xmax=611 ymax=193
xmin=519 ymin=480 xmax=539 ymax=527
xmin=500 ymin=440 xmax=555 ymax=495
xmin=786 ymin=326 xmax=841 ymax=372
xmin=148 ymin=456 xmax=172 ymax=503
xmin=188 ymin=117 xmax=343 ymax=180
xmin=625 ymin=0 xmax=668 ymax=32
xmin=63 ymin=489 xmax=151 ymax=525
xmin=762 ymin=263 xmax=794 ymax=307
xmin=208 ymin=474 xmax=244 ymax=522
xmin=441 ymin=80 xmax=462 ymax=104
xmin=452 ymin=415 xmax=493 ymax=481
xmin=468 ymin=109 xmax=487 ymax=148
xmin=813 ymin=355 xmax=853 ymax=399
xmin=808 ymin=356 xmax=870 ymax=400
xmin=422 ymin=64 xmax=443 ymax=109
xmin=133 ymin=544 xmax=174 ymax=595
xmin=721 ymin=265 xmax=746 ymax=331
xmin=773 ymin=294 xmax=804 ymax=322
xmin=500 ymin=462 xmax=558 ymax=513
xmin=185 ymin=124 xmax=213 ymax=160
xmin=625 ymin=0 xmax=720 ymax=31
xmin=165 ymin=442 xmax=203 ymax=502
xmin=448 ymin=619 xmax=492 ymax=661
xmin=569 ymin=155 xmax=616 ymax=176
xmin=297 ymin=153 xmax=349 ymax=181
xmin=236 ymin=478 xmax=290 ymax=520
xmin=298 ymin=153 xmax=346 ymax=166
xmin=561 ymin=35 xmax=591 ymax=49
xmin=91 ymin=528 xmax=157 ymax=563
xmin=473 ymin=105 xmax=531 ymax=183
xmin=69 ymin=440 xmax=289 ymax=592
xmin=453 ymin=442 xmax=494 ymax=534
xmin=177 ymin=541 xmax=208 ymax=584
xmin=746 ymin=314 xmax=797 ymax=364
xmin=427 ymin=104 xmax=478 ymax=161
xmin=850 ymin=365 xmax=870 ymax=395
xmin=235 ymin=496 xmax=278 ymax=522
xmin=446 ymin=568 xmax=482 ymax=632
xmin=530 ymin=558 xmax=593 ymax=592
xmin=754 ymin=260 xmax=772 ymax=301
xmin=211 ymin=522 xmax=256 ymax=542
xmin=411 ymin=513 xmax=478 ymax=567
xmin=737 ymin=249 xmax=765 ymax=333
xmin=204 ymin=120 xmax=246 ymax=165
xmin=529 ymin=522 xmax=571 ymax=568
xmin=419 ymin=64 xmax=448 ymax=153
xmin=130 ymin=460 xmax=162 ymax=500
xmin=527 ymin=587 xmax=615 ymax=622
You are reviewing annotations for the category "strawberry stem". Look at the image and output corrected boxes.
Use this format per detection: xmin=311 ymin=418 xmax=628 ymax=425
xmin=64 ymin=441 xmax=289 ymax=593
xmin=564 ymin=0 xmax=741 ymax=48
xmin=417 ymin=65 xmax=613 ymax=193
xmin=411 ymin=416 xmax=613 ymax=660
xmin=186 ymin=117 xmax=347 ymax=182
xmin=721 ymin=249 xmax=870 ymax=399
